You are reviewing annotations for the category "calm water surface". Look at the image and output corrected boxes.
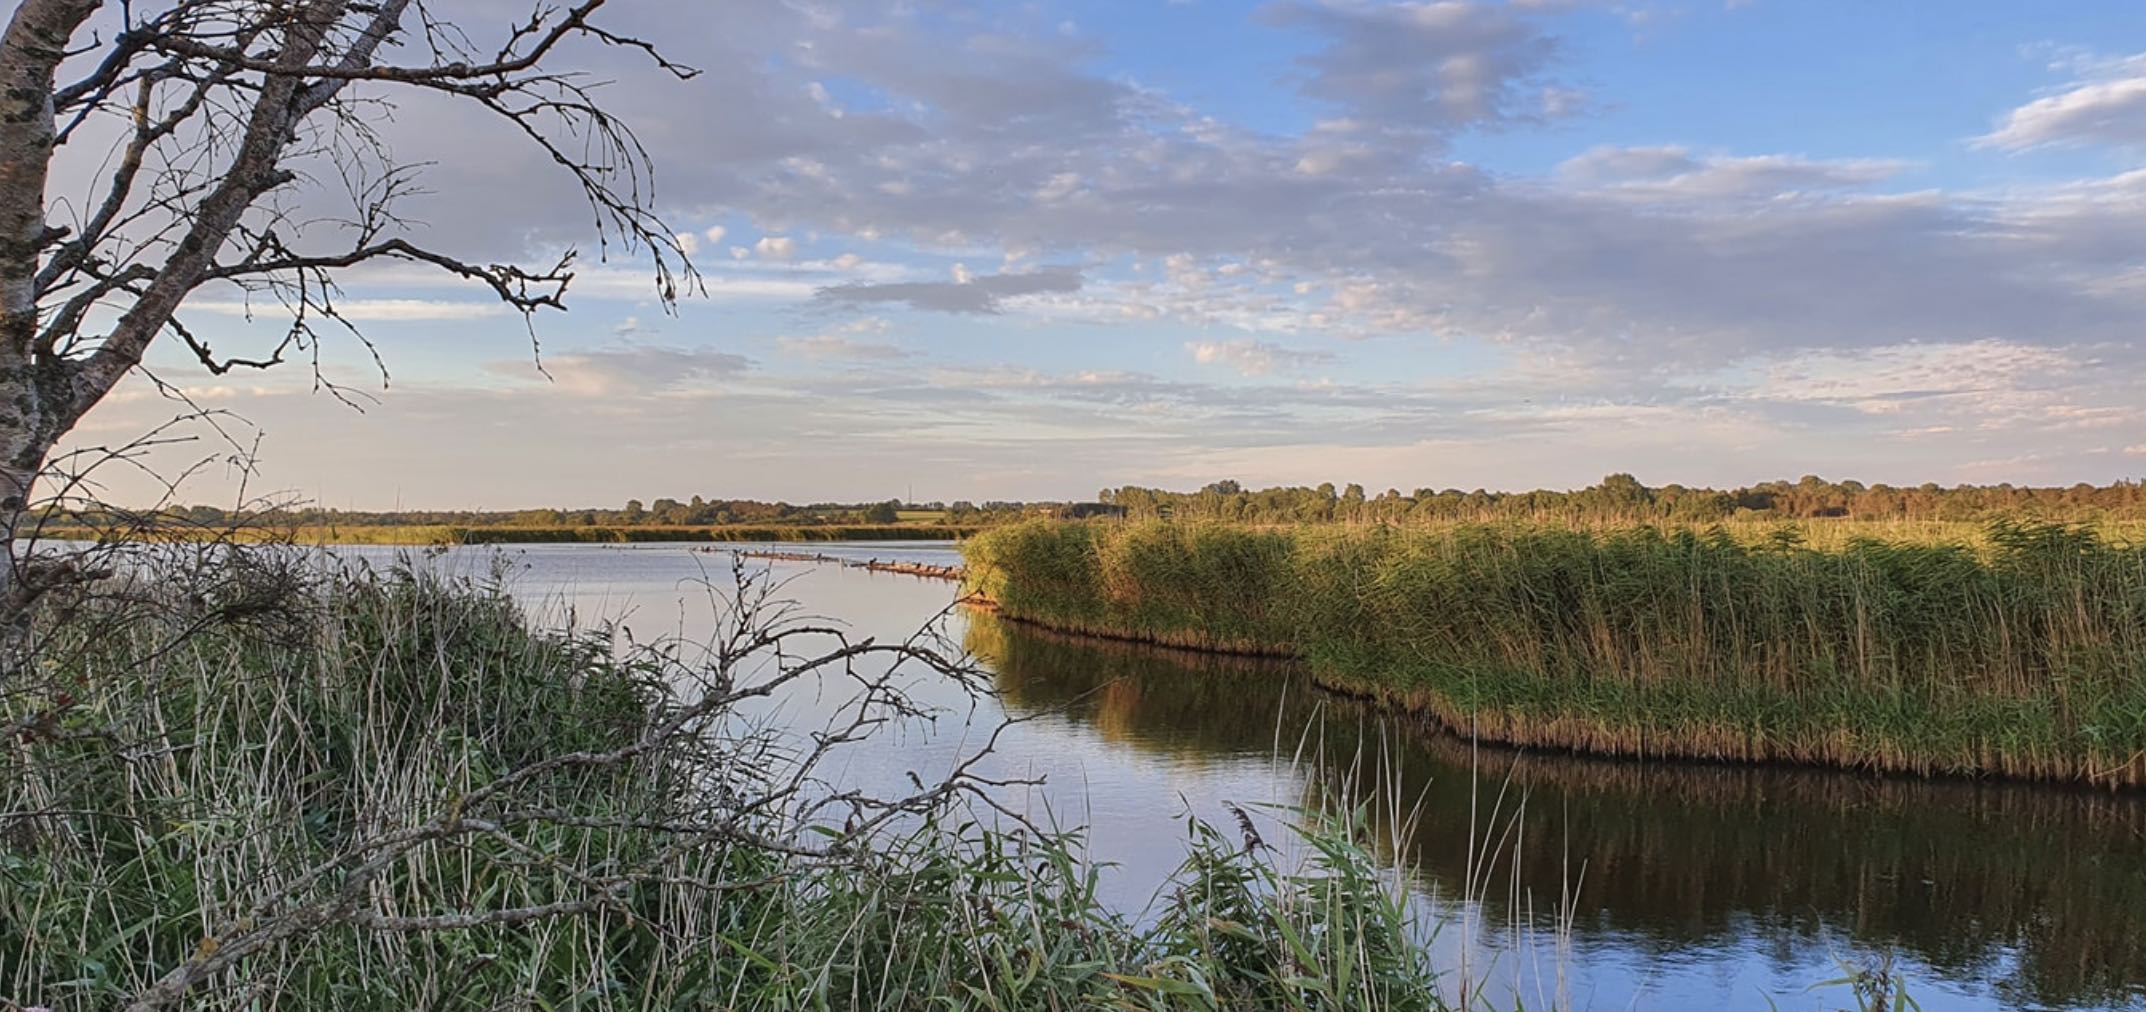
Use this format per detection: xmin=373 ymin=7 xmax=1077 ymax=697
xmin=355 ymin=541 xmax=2146 ymax=1012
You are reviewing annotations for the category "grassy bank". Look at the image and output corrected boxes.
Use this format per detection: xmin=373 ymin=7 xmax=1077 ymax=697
xmin=31 ymin=522 xmax=980 ymax=546
xmin=961 ymin=519 xmax=2146 ymax=786
xmin=2 ymin=553 xmax=1454 ymax=1010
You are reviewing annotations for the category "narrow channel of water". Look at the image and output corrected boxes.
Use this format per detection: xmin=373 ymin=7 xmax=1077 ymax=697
xmin=355 ymin=541 xmax=2146 ymax=1012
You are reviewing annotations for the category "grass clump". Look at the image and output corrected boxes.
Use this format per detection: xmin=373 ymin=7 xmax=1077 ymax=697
xmin=962 ymin=518 xmax=2146 ymax=785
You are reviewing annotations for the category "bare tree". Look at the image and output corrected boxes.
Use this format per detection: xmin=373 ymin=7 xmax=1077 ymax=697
xmin=0 ymin=0 xmax=694 ymax=624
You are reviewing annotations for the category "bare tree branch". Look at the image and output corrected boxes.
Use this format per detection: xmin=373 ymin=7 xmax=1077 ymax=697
xmin=0 ymin=0 xmax=699 ymax=624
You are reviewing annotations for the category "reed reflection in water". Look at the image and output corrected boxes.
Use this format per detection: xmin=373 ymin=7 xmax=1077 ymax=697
xmin=967 ymin=611 xmax=2146 ymax=1012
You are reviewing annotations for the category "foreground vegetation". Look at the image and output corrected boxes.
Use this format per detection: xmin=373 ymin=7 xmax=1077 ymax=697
xmin=1 ymin=553 xmax=1461 ymax=1010
xmin=963 ymin=518 xmax=2146 ymax=786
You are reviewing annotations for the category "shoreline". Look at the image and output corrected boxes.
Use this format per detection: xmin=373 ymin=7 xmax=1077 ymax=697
xmin=965 ymin=599 xmax=2146 ymax=792
xmin=966 ymin=600 xmax=2146 ymax=802
xmin=957 ymin=519 xmax=2146 ymax=791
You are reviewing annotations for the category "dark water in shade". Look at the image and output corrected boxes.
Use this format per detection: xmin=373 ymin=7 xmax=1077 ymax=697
xmin=348 ymin=541 xmax=2146 ymax=1012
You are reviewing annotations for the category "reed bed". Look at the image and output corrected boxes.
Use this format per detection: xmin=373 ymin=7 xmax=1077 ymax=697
xmin=962 ymin=518 xmax=2146 ymax=786
xmin=2 ymin=554 xmax=1459 ymax=1011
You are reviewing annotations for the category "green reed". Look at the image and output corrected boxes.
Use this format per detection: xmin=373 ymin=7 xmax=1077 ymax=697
xmin=2 ymin=554 xmax=1457 ymax=1011
xmin=962 ymin=518 xmax=2146 ymax=785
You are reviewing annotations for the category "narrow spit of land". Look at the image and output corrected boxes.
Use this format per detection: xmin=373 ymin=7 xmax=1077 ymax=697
xmin=958 ymin=517 xmax=2146 ymax=788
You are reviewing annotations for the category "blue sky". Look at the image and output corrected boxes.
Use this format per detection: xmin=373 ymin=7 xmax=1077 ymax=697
xmin=67 ymin=0 xmax=2146 ymax=508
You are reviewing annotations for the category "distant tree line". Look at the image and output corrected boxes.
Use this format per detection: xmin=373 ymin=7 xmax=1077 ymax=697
xmin=72 ymin=474 xmax=2146 ymax=534
xmin=114 ymin=497 xmax=1084 ymax=531
xmin=1097 ymin=475 xmax=2146 ymax=524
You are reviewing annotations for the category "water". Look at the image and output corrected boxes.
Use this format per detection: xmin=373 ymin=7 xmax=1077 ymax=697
xmin=351 ymin=541 xmax=2146 ymax=1012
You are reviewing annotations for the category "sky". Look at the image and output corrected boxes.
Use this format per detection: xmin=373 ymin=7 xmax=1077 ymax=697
xmin=63 ymin=0 xmax=2146 ymax=509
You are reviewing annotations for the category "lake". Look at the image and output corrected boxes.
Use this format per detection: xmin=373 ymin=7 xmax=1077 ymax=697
xmin=351 ymin=540 xmax=2146 ymax=1012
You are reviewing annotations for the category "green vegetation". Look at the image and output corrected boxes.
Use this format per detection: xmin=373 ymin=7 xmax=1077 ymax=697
xmin=2 ymin=555 xmax=1461 ymax=1010
xmin=962 ymin=518 xmax=2146 ymax=785
xmin=53 ymin=496 xmax=1070 ymax=539
xmin=65 ymin=471 xmax=2146 ymax=548
xmin=1102 ymin=473 xmax=2146 ymax=524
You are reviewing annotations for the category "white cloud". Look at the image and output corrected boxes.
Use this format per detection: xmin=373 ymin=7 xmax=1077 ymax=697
xmin=1556 ymin=145 xmax=1909 ymax=197
xmin=486 ymin=346 xmax=753 ymax=398
xmin=815 ymin=266 xmax=1083 ymax=314
xmin=1035 ymin=172 xmax=1084 ymax=201
xmin=1186 ymin=339 xmax=1336 ymax=376
xmin=1981 ymin=54 xmax=2146 ymax=149
xmin=777 ymin=319 xmax=909 ymax=361
xmin=1731 ymin=340 xmax=2078 ymax=415
xmin=754 ymin=236 xmax=798 ymax=261
xmin=568 ymin=264 xmax=815 ymax=302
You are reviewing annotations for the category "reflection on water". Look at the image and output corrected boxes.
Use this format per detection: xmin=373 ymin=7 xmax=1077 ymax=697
xmin=969 ymin=611 xmax=2146 ymax=1012
xmin=361 ymin=543 xmax=2146 ymax=1012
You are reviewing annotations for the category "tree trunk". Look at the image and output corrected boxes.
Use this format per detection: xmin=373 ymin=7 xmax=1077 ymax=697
xmin=0 ymin=0 xmax=103 ymax=664
xmin=0 ymin=354 xmax=65 ymax=670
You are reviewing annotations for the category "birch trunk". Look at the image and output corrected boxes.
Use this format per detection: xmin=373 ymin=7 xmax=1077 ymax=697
xmin=0 ymin=0 xmax=101 ymax=640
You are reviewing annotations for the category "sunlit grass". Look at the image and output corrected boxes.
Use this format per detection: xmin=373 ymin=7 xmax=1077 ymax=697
xmin=963 ymin=517 xmax=2146 ymax=785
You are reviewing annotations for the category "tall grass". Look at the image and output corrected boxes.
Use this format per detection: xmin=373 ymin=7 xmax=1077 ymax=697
xmin=2 ymin=553 xmax=1458 ymax=1011
xmin=962 ymin=518 xmax=2146 ymax=786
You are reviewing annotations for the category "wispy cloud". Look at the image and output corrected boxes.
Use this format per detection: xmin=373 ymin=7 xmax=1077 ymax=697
xmin=486 ymin=346 xmax=753 ymax=398
xmin=814 ymin=267 xmax=1083 ymax=314
xmin=186 ymin=298 xmax=511 ymax=322
xmin=1980 ymin=53 xmax=2146 ymax=149
xmin=1186 ymin=339 xmax=1336 ymax=376
xmin=778 ymin=319 xmax=913 ymax=360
